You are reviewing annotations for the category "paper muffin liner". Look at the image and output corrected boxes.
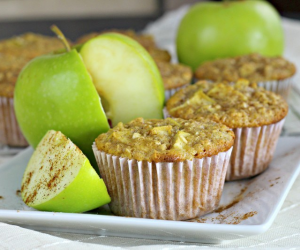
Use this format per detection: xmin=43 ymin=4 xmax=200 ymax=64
xmin=164 ymin=84 xmax=189 ymax=102
xmin=257 ymin=77 xmax=293 ymax=100
xmin=93 ymin=144 xmax=232 ymax=221
xmin=0 ymin=96 xmax=28 ymax=147
xmin=226 ymin=118 xmax=285 ymax=181
xmin=163 ymin=107 xmax=285 ymax=181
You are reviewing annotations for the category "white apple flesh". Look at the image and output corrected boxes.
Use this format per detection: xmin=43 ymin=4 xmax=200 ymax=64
xmin=21 ymin=130 xmax=111 ymax=213
xmin=80 ymin=33 xmax=165 ymax=126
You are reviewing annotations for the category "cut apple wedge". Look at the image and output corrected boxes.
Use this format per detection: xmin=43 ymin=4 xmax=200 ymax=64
xmin=21 ymin=130 xmax=111 ymax=213
xmin=80 ymin=33 xmax=165 ymax=126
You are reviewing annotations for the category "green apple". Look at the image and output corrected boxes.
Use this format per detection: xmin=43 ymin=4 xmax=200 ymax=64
xmin=80 ymin=32 xmax=164 ymax=127
xmin=21 ymin=130 xmax=111 ymax=212
xmin=176 ymin=0 xmax=284 ymax=71
xmin=14 ymin=27 xmax=110 ymax=170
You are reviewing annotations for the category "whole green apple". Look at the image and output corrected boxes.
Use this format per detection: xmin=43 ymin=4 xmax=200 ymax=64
xmin=14 ymin=46 xmax=110 ymax=170
xmin=176 ymin=0 xmax=284 ymax=71
xmin=80 ymin=32 xmax=165 ymax=127
xmin=21 ymin=130 xmax=111 ymax=212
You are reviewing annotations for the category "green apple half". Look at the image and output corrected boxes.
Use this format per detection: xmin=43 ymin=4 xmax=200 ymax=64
xmin=14 ymin=47 xmax=110 ymax=170
xmin=21 ymin=130 xmax=110 ymax=212
xmin=176 ymin=0 xmax=284 ymax=70
xmin=80 ymin=32 xmax=165 ymax=127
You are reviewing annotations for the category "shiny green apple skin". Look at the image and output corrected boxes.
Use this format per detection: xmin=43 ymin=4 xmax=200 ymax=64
xmin=176 ymin=0 xmax=284 ymax=71
xmin=34 ymin=160 xmax=109 ymax=212
xmin=80 ymin=33 xmax=165 ymax=127
xmin=14 ymin=50 xmax=109 ymax=169
xmin=21 ymin=130 xmax=110 ymax=212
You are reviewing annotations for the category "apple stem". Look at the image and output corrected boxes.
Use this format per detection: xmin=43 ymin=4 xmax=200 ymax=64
xmin=51 ymin=25 xmax=71 ymax=52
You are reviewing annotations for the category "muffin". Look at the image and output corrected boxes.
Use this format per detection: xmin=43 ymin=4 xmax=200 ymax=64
xmin=166 ymin=80 xmax=288 ymax=181
xmin=76 ymin=30 xmax=171 ymax=63
xmin=0 ymin=33 xmax=68 ymax=146
xmin=93 ymin=117 xmax=234 ymax=220
xmin=156 ymin=61 xmax=192 ymax=101
xmin=195 ymin=53 xmax=296 ymax=100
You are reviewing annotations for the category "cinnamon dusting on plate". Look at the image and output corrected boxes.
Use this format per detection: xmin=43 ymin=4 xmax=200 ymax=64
xmin=188 ymin=185 xmax=258 ymax=224
xmin=228 ymin=211 xmax=257 ymax=224
xmin=215 ymin=186 xmax=248 ymax=213
xmin=190 ymin=210 xmax=257 ymax=224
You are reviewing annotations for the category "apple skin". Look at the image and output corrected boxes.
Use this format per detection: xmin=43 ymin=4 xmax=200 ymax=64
xmin=21 ymin=130 xmax=111 ymax=213
xmin=32 ymin=160 xmax=110 ymax=213
xmin=32 ymin=159 xmax=110 ymax=212
xmin=176 ymin=0 xmax=284 ymax=71
xmin=14 ymin=50 xmax=110 ymax=170
xmin=80 ymin=33 xmax=165 ymax=127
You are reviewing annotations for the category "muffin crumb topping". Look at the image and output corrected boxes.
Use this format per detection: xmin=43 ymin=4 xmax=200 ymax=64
xmin=95 ymin=117 xmax=234 ymax=162
xmin=166 ymin=80 xmax=288 ymax=128
xmin=195 ymin=53 xmax=296 ymax=82
xmin=0 ymin=33 xmax=68 ymax=98
xmin=156 ymin=61 xmax=192 ymax=89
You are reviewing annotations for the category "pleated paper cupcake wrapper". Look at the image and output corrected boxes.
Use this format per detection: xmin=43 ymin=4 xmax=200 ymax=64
xmin=226 ymin=118 xmax=285 ymax=181
xmin=0 ymin=96 xmax=28 ymax=147
xmin=164 ymin=84 xmax=189 ymax=102
xmin=93 ymin=144 xmax=232 ymax=221
xmin=163 ymin=108 xmax=285 ymax=181
xmin=257 ymin=77 xmax=293 ymax=100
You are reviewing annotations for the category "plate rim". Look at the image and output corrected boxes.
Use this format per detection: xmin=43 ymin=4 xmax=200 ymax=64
xmin=1 ymin=136 xmax=300 ymax=243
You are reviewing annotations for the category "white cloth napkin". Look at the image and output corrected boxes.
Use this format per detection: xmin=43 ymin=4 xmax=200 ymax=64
xmin=0 ymin=222 xmax=115 ymax=250
xmin=1 ymin=5 xmax=300 ymax=250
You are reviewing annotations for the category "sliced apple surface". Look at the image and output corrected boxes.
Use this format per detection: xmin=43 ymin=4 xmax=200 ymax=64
xmin=80 ymin=33 xmax=165 ymax=127
xmin=21 ymin=130 xmax=111 ymax=213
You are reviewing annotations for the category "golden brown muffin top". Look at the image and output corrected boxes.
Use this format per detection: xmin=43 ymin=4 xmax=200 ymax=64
xmin=157 ymin=61 xmax=192 ymax=89
xmin=166 ymin=80 xmax=288 ymax=128
xmin=0 ymin=33 xmax=67 ymax=57
xmin=147 ymin=47 xmax=171 ymax=63
xmin=0 ymin=33 xmax=67 ymax=97
xmin=76 ymin=30 xmax=171 ymax=63
xmin=195 ymin=54 xmax=296 ymax=82
xmin=95 ymin=117 xmax=234 ymax=162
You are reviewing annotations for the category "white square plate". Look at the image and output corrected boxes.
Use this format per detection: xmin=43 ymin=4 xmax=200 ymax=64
xmin=0 ymin=137 xmax=300 ymax=244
